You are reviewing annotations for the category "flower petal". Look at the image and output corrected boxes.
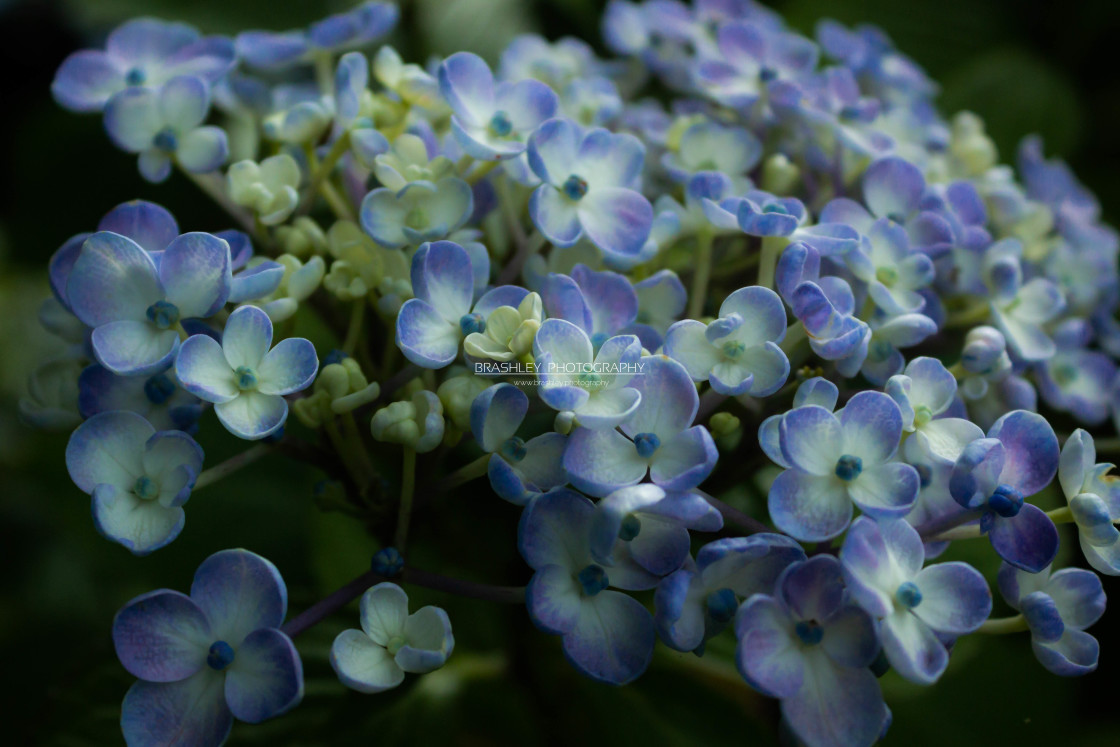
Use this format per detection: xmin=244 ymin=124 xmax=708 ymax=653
xmin=225 ymin=628 xmax=303 ymax=722
xmin=190 ymin=548 xmax=288 ymax=644
xmin=215 ymin=391 xmax=288 ymax=440
xmin=396 ymin=298 xmax=461 ymax=368
xmin=222 ymin=305 xmax=273 ymax=370
xmin=561 ymin=589 xmax=655 ymax=685
xmin=769 ymin=469 xmax=852 ymax=542
xmin=256 ymin=338 xmax=318 ymax=396
xmin=113 ymin=589 xmax=211 ymax=682
xmin=121 ymin=672 xmax=232 ymax=747
xmin=330 ymin=628 xmax=405 ymax=693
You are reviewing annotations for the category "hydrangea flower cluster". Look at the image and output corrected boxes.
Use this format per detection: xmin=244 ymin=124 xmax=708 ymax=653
xmin=31 ymin=2 xmax=1120 ymax=745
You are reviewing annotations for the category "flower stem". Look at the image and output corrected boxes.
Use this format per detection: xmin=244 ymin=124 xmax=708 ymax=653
xmin=1091 ymin=437 xmax=1120 ymax=453
xmin=696 ymin=489 xmax=771 ymax=535
xmin=915 ymin=509 xmax=982 ymax=541
xmin=688 ymin=230 xmax=714 ymax=319
xmin=779 ymin=321 xmax=807 ymax=356
xmin=194 ymin=443 xmax=274 ymax=491
xmin=1047 ymin=506 xmax=1073 ymax=524
xmin=281 ymin=568 xmax=526 ymax=638
xmin=180 ymin=169 xmax=259 ymax=238
xmin=757 ymin=236 xmax=786 ymax=290
xmin=439 ymin=453 xmax=492 ymax=491
xmin=977 ymin=614 xmax=1028 ymax=634
xmin=394 ymin=447 xmax=417 ymax=552
xmin=342 ymin=298 xmax=365 ymax=354
xmin=497 ymin=229 xmax=547 ymax=285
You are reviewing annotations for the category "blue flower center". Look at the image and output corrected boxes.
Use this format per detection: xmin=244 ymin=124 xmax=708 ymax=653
xmin=499 ymin=436 xmax=527 ymax=463
xmin=868 ymin=339 xmax=893 ymax=362
xmin=563 ymin=174 xmax=589 ymax=201
xmin=633 ymin=432 xmax=661 ymax=459
xmin=895 ymin=581 xmax=923 ymax=609
xmin=835 ymin=454 xmax=863 ymax=482
xmin=886 ymin=212 xmax=906 ymax=224
xmin=207 ymin=640 xmax=235 ymax=670
xmin=577 ymin=564 xmax=609 ymax=596
xmin=488 ymin=110 xmax=513 ymax=137
xmin=794 ymin=620 xmax=824 ymax=646
xmin=761 ymin=202 xmax=789 ymax=215
xmin=386 ymin=635 xmax=407 ymax=656
xmin=838 ymin=104 xmax=862 ymax=121
xmin=618 ymin=513 xmax=642 ymax=542
xmin=133 ymin=475 xmax=159 ymax=501
xmin=125 ymin=67 xmax=147 ymax=86
xmin=576 ymin=370 xmax=603 ymax=389
xmin=759 ymin=66 xmax=778 ymax=83
xmin=144 ymin=373 xmax=176 ymax=405
xmin=234 ymin=366 xmax=259 ymax=391
xmin=371 ymin=546 xmax=404 ymax=576
xmin=988 ymin=483 xmax=1024 ymax=517
xmin=153 ymin=127 xmax=178 ymax=153
xmin=145 ymin=300 xmax=180 ymax=330
xmin=721 ymin=340 xmax=746 ymax=360
xmin=706 ymin=587 xmax=738 ymax=623
xmin=590 ymin=332 xmax=608 ymax=349
xmin=459 ymin=312 xmax=486 ymax=336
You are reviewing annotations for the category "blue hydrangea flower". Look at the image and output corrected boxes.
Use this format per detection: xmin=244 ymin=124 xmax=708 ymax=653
xmin=845 ymin=218 xmax=934 ymax=315
xmin=438 ymin=52 xmax=559 ymax=161
xmin=564 ymin=355 xmax=718 ymax=495
xmin=588 ymin=484 xmax=723 ymax=576
xmin=629 ymin=269 xmax=687 ymax=350
xmin=759 ymin=377 xmax=839 ymax=468
xmin=542 ymin=263 xmax=638 ymax=345
xmin=176 ymin=305 xmax=319 ymax=439
xmin=770 ymin=391 xmax=919 ymax=541
xmin=330 ymin=583 xmax=454 ymax=693
xmin=841 ymin=517 xmax=991 ymax=683
xmin=735 ymin=555 xmax=888 ymax=747
xmin=656 ymin=533 xmax=806 ymax=653
xmin=471 ymin=383 xmax=568 ymax=505
xmin=237 ymin=1 xmax=399 ymax=70
xmin=696 ymin=21 xmax=818 ymax=110
xmin=112 ymin=549 xmax=302 ymax=745
xmin=67 ymin=231 xmax=232 ymax=376
xmin=359 ymin=177 xmax=474 ymax=249
xmin=66 ymin=411 xmax=202 ymax=554
xmin=104 ymin=75 xmax=229 ymax=183
xmin=949 ymin=410 xmax=1060 ymax=572
xmin=396 ymin=241 xmax=528 ymax=368
xmin=997 ymin=562 xmax=1106 ymax=676
xmin=527 ymin=118 xmax=653 ymax=260
xmin=519 ymin=488 xmax=658 ymax=685
xmin=664 ymin=285 xmax=790 ymax=396
xmin=533 ymin=319 xmax=643 ymax=430
xmin=859 ymin=310 xmax=940 ymax=386
xmin=786 ymin=272 xmax=871 ymax=367
xmin=885 ymin=356 xmax=983 ymax=467
xmin=981 ymin=240 xmax=1066 ymax=361
xmin=79 ymin=365 xmax=202 ymax=432
xmin=1059 ymin=430 xmax=1120 ymax=575
xmin=1036 ymin=320 xmax=1117 ymax=425
xmin=52 ymin=18 xmax=235 ymax=113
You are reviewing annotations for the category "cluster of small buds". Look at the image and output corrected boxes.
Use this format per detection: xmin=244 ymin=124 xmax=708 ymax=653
xmin=29 ymin=1 xmax=1120 ymax=745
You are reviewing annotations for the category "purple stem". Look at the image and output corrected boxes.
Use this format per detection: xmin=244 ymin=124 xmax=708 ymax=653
xmin=696 ymin=489 xmax=771 ymax=535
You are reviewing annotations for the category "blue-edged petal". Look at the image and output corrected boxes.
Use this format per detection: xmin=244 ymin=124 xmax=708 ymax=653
xmin=396 ymin=298 xmax=461 ymax=368
xmin=987 ymin=504 xmax=1060 ymax=573
xmin=471 ymin=383 xmax=527 ymax=453
xmin=190 ymin=548 xmax=287 ymax=643
xmin=438 ymin=52 xmax=494 ymax=128
xmin=769 ymin=469 xmax=852 ymax=542
xmin=1033 ymin=629 xmax=1100 ymax=676
xmin=411 ymin=240 xmax=474 ymax=323
xmin=104 ymin=87 xmax=162 ymax=153
xmin=526 ymin=564 xmax=583 ymax=635
xmin=839 ymin=390 xmax=903 ymax=464
xmin=330 ymin=628 xmax=404 ymax=693
xmin=215 ymin=391 xmax=288 ymax=439
xmin=1047 ymin=568 xmax=1106 ymax=629
xmin=99 ymin=200 xmax=179 ymax=253
xmin=988 ymin=409 xmax=1059 ymax=496
xmin=225 ymin=628 xmax=303 ymax=722
xmin=863 ymin=156 xmax=924 ymax=221
xmin=395 ymin=606 xmax=454 ymax=673
xmin=177 ymin=127 xmax=229 ymax=174
xmin=912 ymin=562 xmax=992 ymax=634
xmin=256 ymin=338 xmax=318 ymax=396
xmin=949 ymin=438 xmax=1004 ymax=509
xmin=113 ymin=589 xmax=211 ymax=682
xmin=159 ymin=232 xmax=232 ymax=319
xmin=848 ymin=462 xmax=919 ymax=519
xmin=735 ymin=595 xmax=803 ymax=698
xmin=530 ymin=186 xmax=582 ymax=247
xmin=51 ymin=50 xmax=123 ymax=113
xmin=222 ymin=304 xmax=273 ymax=369
xmin=517 ymin=488 xmax=592 ymax=571
xmin=67 ymin=232 xmax=162 ymax=327
xmin=229 ymin=262 xmax=285 ymax=304
xmin=92 ymin=320 xmax=179 ymax=376
xmin=563 ymin=427 xmax=647 ymax=497
xmin=650 ymin=427 xmax=718 ymax=490
xmin=561 ymin=589 xmax=654 ymax=685
xmin=779 ymin=405 xmax=841 ymax=475
xmin=121 ymin=672 xmax=232 ymax=747
xmin=176 ymin=334 xmax=238 ymax=403
xmin=66 ymin=410 xmax=151 ymax=492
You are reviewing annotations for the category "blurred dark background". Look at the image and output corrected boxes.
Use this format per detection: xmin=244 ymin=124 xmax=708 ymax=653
xmin=2 ymin=0 xmax=1120 ymax=744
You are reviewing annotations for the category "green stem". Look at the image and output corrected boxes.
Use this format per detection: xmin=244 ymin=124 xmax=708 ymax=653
xmin=688 ymin=230 xmax=714 ymax=319
xmin=194 ymin=443 xmax=274 ymax=491
xmin=181 ymin=169 xmax=259 ymax=238
xmin=1047 ymin=506 xmax=1073 ymax=524
xmin=757 ymin=236 xmax=786 ymax=290
xmin=977 ymin=614 xmax=1028 ymax=634
xmin=319 ymin=177 xmax=354 ymax=221
xmin=1092 ymin=437 xmax=1120 ymax=453
xmin=324 ymin=419 xmax=372 ymax=494
xmin=313 ymin=51 xmax=334 ymax=96
xmin=779 ymin=321 xmax=807 ymax=356
xmin=944 ymin=298 xmax=992 ymax=328
xmin=467 ymin=160 xmax=499 ymax=185
xmin=439 ymin=453 xmax=492 ymax=490
xmin=342 ymin=298 xmax=365 ymax=354
xmin=394 ymin=447 xmax=417 ymax=552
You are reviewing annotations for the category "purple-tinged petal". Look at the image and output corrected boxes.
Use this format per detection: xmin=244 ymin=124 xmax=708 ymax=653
xmin=525 ymin=565 xmax=582 ymax=635
xmin=1047 ymin=568 xmax=1106 ymax=630
xmin=67 ymin=232 xmax=161 ymax=327
xmin=411 ymin=240 xmax=474 ymax=322
xmin=104 ymin=87 xmax=162 ymax=152
xmin=99 ymin=200 xmax=179 ymax=253
xmin=624 ymin=355 xmax=697 ymax=438
xmin=735 ymin=596 xmax=803 ymax=698
xmin=225 ymin=628 xmax=303 ymax=722
xmin=190 ymin=548 xmax=287 ymax=643
xmin=529 ymin=186 xmax=582 ymax=247
xmin=66 ymin=410 xmax=151 ymax=492
xmin=229 ymin=262 xmax=285 ymax=304
xmin=517 ymin=488 xmax=592 ymax=571
xmin=92 ymin=483 xmax=186 ymax=554
xmin=215 ymin=392 xmax=288 ymax=440
xmin=256 ymin=338 xmax=318 ymax=396
xmin=839 ymin=390 xmax=903 ymax=464
xmin=949 ymin=438 xmax=1005 ymax=509
xmin=578 ymin=187 xmax=653 ymax=259
xmin=650 ymin=427 xmax=718 ymax=490
xmin=988 ymin=410 xmax=1058 ymax=496
xmin=769 ymin=470 xmax=852 ymax=542
xmin=571 ymin=264 xmax=639 ymax=337
xmin=576 ymin=129 xmax=646 ymax=190
xmin=438 ymin=52 xmax=495 ymax=129
xmin=528 ymin=117 xmax=580 ymax=186
xmin=849 ymin=462 xmax=919 ymax=518
xmin=564 ymin=427 xmax=647 ymax=497
xmin=221 ymin=305 xmax=273 ymax=370
xmin=561 ymin=590 xmax=654 ymax=685
xmin=176 ymin=334 xmax=237 ymax=403
xmin=51 ymin=50 xmax=123 ymax=112
xmin=92 ymin=320 xmax=179 ymax=376
xmin=779 ymin=405 xmax=841 ymax=475
xmin=1033 ymin=629 xmax=1100 ymax=676
xmin=159 ymin=232 xmax=232 ymax=319
xmin=121 ymin=672 xmax=232 ymax=747
xmin=113 ymin=589 xmax=210 ymax=682
xmin=396 ymin=299 xmax=460 ymax=369
xmin=988 ymin=504 xmax=1060 ymax=573
xmin=912 ymin=562 xmax=992 ymax=634
xmin=471 ymin=383 xmax=528 ymax=453
xmin=495 ymin=78 xmax=559 ymax=131
xmin=863 ymin=156 xmax=924 ymax=221
xmin=880 ymin=609 xmax=947 ymax=684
